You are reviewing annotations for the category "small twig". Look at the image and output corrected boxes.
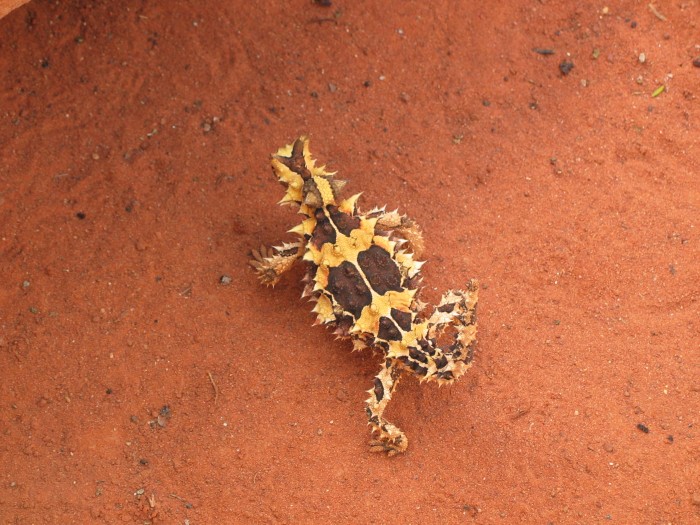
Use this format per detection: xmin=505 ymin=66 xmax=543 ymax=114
xmin=510 ymin=405 xmax=532 ymax=420
xmin=169 ymin=493 xmax=186 ymax=502
xmin=307 ymin=17 xmax=337 ymax=25
xmin=207 ymin=371 xmax=219 ymax=404
xmin=648 ymin=3 xmax=667 ymax=21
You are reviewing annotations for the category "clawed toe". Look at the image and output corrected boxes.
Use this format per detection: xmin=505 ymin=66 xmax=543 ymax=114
xmin=248 ymin=245 xmax=284 ymax=286
xmin=368 ymin=435 xmax=407 ymax=457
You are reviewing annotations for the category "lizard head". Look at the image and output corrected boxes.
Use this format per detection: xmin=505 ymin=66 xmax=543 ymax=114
xmin=271 ymin=136 xmax=346 ymax=211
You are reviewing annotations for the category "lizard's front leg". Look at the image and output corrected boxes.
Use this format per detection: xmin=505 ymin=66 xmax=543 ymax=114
xmin=366 ymin=358 xmax=407 ymax=456
xmin=249 ymin=241 xmax=305 ymax=286
xmin=371 ymin=209 xmax=425 ymax=258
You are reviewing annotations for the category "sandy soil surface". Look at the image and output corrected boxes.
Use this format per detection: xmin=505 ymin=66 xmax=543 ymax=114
xmin=1 ymin=1 xmax=699 ymax=523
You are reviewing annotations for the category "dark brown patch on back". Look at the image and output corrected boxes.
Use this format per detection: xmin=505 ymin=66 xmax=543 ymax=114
xmin=434 ymin=354 xmax=448 ymax=370
xmin=373 ymin=377 xmax=384 ymax=401
xmin=437 ymin=370 xmax=454 ymax=381
xmin=328 ymin=205 xmax=361 ymax=235
xmin=391 ymin=308 xmax=412 ymax=331
xmin=275 ymin=138 xmax=311 ymax=179
xmin=398 ymin=355 xmax=428 ymax=376
xmin=403 ymin=274 xmax=422 ymax=290
xmin=378 ymin=316 xmax=402 ymax=341
xmin=437 ymin=302 xmax=455 ymax=313
xmin=357 ymin=244 xmax=402 ymax=295
xmin=311 ymin=208 xmax=336 ymax=248
xmin=333 ymin=314 xmax=354 ymax=336
xmin=408 ymin=359 xmax=428 ymax=375
xmin=408 ymin=346 xmax=428 ymax=364
xmin=418 ymin=337 xmax=435 ymax=356
xmin=327 ymin=261 xmax=372 ymax=319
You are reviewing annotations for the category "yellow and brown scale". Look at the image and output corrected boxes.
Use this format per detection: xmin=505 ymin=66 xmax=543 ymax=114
xmin=250 ymin=137 xmax=478 ymax=456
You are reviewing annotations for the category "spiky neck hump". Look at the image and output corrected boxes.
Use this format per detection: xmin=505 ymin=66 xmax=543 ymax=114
xmin=271 ymin=136 xmax=347 ymax=212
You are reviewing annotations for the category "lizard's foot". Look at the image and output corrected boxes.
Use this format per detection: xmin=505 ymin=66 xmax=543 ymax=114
xmin=368 ymin=425 xmax=408 ymax=457
xmin=249 ymin=243 xmax=302 ymax=286
xmin=372 ymin=209 xmax=425 ymax=258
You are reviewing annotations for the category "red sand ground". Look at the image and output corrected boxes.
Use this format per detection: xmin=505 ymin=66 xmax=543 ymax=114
xmin=1 ymin=1 xmax=699 ymax=523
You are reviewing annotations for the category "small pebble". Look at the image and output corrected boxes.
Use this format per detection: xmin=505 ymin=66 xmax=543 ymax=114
xmin=335 ymin=389 xmax=348 ymax=401
xmin=693 ymin=57 xmax=700 ymax=68
xmin=638 ymin=53 xmax=646 ymax=64
xmin=559 ymin=61 xmax=574 ymax=75
xmin=603 ymin=442 xmax=615 ymax=453
xmin=637 ymin=423 xmax=650 ymax=433
xmin=219 ymin=275 xmax=232 ymax=285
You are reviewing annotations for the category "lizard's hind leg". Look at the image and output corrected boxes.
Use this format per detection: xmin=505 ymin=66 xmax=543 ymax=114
xmin=426 ymin=279 xmax=479 ymax=384
xmin=369 ymin=208 xmax=425 ymax=258
xmin=249 ymin=242 xmax=304 ymax=286
xmin=366 ymin=359 xmax=408 ymax=456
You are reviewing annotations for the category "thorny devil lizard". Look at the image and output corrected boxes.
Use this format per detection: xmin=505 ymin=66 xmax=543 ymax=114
xmin=250 ymin=136 xmax=478 ymax=456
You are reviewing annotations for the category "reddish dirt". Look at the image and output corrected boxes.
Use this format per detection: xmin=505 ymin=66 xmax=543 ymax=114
xmin=1 ymin=1 xmax=699 ymax=523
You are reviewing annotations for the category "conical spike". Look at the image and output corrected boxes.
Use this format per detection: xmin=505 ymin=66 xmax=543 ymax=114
xmin=288 ymin=223 xmax=305 ymax=236
xmin=330 ymin=179 xmax=347 ymax=195
xmin=339 ymin=193 xmax=362 ymax=213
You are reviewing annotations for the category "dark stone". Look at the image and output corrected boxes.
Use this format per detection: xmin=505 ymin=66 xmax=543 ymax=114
xmin=559 ymin=61 xmax=574 ymax=75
